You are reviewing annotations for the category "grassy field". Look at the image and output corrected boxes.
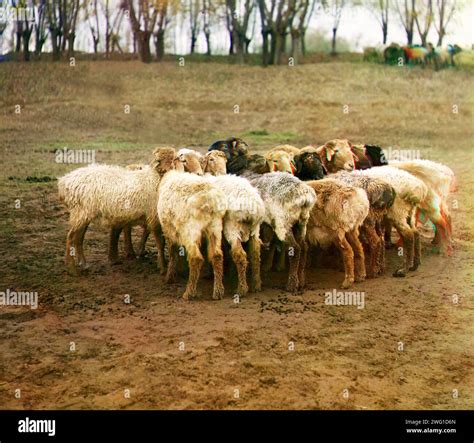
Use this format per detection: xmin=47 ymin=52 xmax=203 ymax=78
xmin=0 ymin=59 xmax=473 ymax=409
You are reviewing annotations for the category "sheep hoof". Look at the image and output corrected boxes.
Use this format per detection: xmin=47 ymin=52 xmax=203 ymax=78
xmin=286 ymin=279 xmax=299 ymax=293
xmin=212 ymin=291 xmax=223 ymax=300
xmin=341 ymin=279 xmax=353 ymax=289
xmin=250 ymin=281 xmax=262 ymax=293
xmin=236 ymin=286 xmax=248 ymax=298
xmin=355 ymin=275 xmax=366 ymax=282
xmin=409 ymin=260 xmax=420 ymax=271
xmin=393 ymin=269 xmax=406 ymax=277
xmin=182 ymin=291 xmax=194 ymax=301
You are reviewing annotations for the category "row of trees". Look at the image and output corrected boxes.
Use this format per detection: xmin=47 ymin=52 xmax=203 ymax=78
xmin=0 ymin=0 xmax=461 ymax=64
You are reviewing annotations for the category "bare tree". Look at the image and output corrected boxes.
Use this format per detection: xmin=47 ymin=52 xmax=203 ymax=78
xmin=201 ymin=0 xmax=213 ymax=55
xmin=153 ymin=0 xmax=169 ymax=60
xmin=188 ymin=0 xmax=200 ymax=53
xmin=396 ymin=0 xmax=416 ymax=45
xmin=289 ymin=0 xmax=315 ymax=63
xmin=365 ymin=0 xmax=390 ymax=44
xmin=226 ymin=0 xmax=255 ymax=61
xmin=33 ymin=0 xmax=48 ymax=57
xmin=61 ymin=0 xmax=81 ymax=57
xmin=84 ymin=0 xmax=101 ymax=53
xmin=127 ymin=0 xmax=161 ymax=62
xmin=433 ymin=0 xmax=456 ymax=46
xmin=414 ymin=0 xmax=433 ymax=46
xmin=46 ymin=0 xmax=63 ymax=60
xmin=325 ymin=0 xmax=346 ymax=55
xmin=102 ymin=0 xmax=127 ymax=57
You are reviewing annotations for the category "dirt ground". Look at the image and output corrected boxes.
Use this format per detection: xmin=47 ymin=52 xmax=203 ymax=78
xmin=0 ymin=60 xmax=473 ymax=410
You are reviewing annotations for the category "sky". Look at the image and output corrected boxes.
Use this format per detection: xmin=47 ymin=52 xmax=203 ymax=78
xmin=1 ymin=0 xmax=473 ymax=55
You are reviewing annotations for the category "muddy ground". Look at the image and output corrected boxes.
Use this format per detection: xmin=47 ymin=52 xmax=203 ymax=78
xmin=0 ymin=61 xmax=473 ymax=409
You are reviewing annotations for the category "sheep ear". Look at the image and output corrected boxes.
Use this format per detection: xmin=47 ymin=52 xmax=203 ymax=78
xmin=325 ymin=147 xmax=335 ymax=162
xmin=200 ymin=155 xmax=209 ymax=171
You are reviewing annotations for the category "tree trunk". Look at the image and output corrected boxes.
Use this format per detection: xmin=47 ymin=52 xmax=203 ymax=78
xmin=407 ymin=29 xmax=413 ymax=45
xmin=382 ymin=24 xmax=388 ymax=45
xmin=331 ymin=27 xmax=337 ymax=55
xmin=137 ymin=30 xmax=152 ymax=63
xmin=301 ymin=29 xmax=306 ymax=55
xmin=190 ymin=34 xmax=197 ymax=54
xmin=93 ymin=38 xmax=99 ymax=54
xmin=155 ymin=30 xmax=165 ymax=61
xmin=22 ymin=28 xmax=32 ymax=61
xmin=204 ymin=31 xmax=211 ymax=56
xmin=229 ymin=30 xmax=234 ymax=54
xmin=269 ymin=30 xmax=277 ymax=65
xmin=67 ymin=33 xmax=75 ymax=58
xmin=15 ymin=31 xmax=22 ymax=53
xmin=50 ymin=29 xmax=61 ymax=61
xmin=261 ymin=29 xmax=269 ymax=66
xmin=437 ymin=30 xmax=445 ymax=47
xmin=291 ymin=31 xmax=301 ymax=65
xmin=273 ymin=32 xmax=286 ymax=65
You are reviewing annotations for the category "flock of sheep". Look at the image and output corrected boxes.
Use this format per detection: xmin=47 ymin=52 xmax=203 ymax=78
xmin=58 ymin=138 xmax=456 ymax=300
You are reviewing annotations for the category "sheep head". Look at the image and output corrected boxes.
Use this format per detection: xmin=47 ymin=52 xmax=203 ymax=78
xmin=316 ymin=139 xmax=356 ymax=173
xmin=265 ymin=150 xmax=295 ymax=174
xmin=208 ymin=137 xmax=249 ymax=161
xmin=176 ymin=148 xmax=204 ymax=175
xmin=151 ymin=147 xmax=177 ymax=174
xmin=294 ymin=151 xmax=325 ymax=180
xmin=202 ymin=151 xmax=227 ymax=176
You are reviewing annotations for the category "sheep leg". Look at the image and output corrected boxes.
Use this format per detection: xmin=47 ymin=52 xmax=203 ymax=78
xmin=206 ymin=232 xmax=225 ymax=300
xmin=65 ymin=228 xmax=77 ymax=270
xmin=298 ymin=240 xmax=309 ymax=290
xmin=346 ymin=228 xmax=366 ymax=282
xmin=108 ymin=227 xmax=122 ymax=265
xmin=275 ymin=247 xmax=286 ymax=271
xmin=411 ymin=229 xmax=421 ymax=271
xmin=165 ymin=243 xmax=178 ymax=284
xmin=335 ymin=234 xmax=355 ymax=289
xmin=285 ymin=231 xmax=301 ymax=293
xmin=151 ymin=226 xmax=166 ymax=275
xmin=248 ymin=234 xmax=262 ymax=292
xmin=136 ymin=227 xmax=150 ymax=257
xmin=75 ymin=223 xmax=90 ymax=268
xmin=375 ymin=219 xmax=386 ymax=274
xmin=361 ymin=224 xmax=379 ymax=279
xmin=384 ymin=218 xmax=394 ymax=248
xmin=183 ymin=244 xmax=204 ymax=300
xmin=261 ymin=241 xmax=277 ymax=272
xmin=229 ymin=239 xmax=248 ymax=297
xmin=123 ymin=225 xmax=136 ymax=260
xmin=392 ymin=221 xmax=414 ymax=277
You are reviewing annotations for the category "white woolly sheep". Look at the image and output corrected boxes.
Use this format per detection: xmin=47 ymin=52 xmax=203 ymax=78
xmin=241 ymin=171 xmax=317 ymax=292
xmin=158 ymin=169 xmax=227 ymax=300
xmin=360 ymin=166 xmax=428 ymax=276
xmin=58 ymin=148 xmax=176 ymax=273
xmin=390 ymin=159 xmax=456 ymax=254
xmin=202 ymin=151 xmax=266 ymax=295
xmin=305 ymin=178 xmax=370 ymax=288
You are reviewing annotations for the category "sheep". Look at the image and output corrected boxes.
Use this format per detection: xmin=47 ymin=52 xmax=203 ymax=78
xmin=158 ymin=167 xmax=227 ymax=300
xmin=350 ymin=144 xmax=388 ymax=169
xmin=359 ymin=166 xmax=428 ymax=276
xmin=121 ymin=149 xmax=205 ymax=262
xmin=315 ymin=139 xmax=357 ymax=173
xmin=201 ymin=151 xmax=267 ymax=295
xmin=293 ymin=149 xmax=326 ymax=181
xmin=265 ymin=149 xmax=296 ymax=174
xmin=267 ymin=144 xmax=301 ymax=158
xmin=332 ymin=171 xmax=396 ymax=278
xmin=390 ymin=159 xmax=456 ymax=254
xmin=208 ymin=137 xmax=275 ymax=175
xmin=58 ymin=147 xmax=177 ymax=273
xmin=240 ymin=171 xmax=317 ymax=292
xmin=304 ymin=178 xmax=370 ymax=289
